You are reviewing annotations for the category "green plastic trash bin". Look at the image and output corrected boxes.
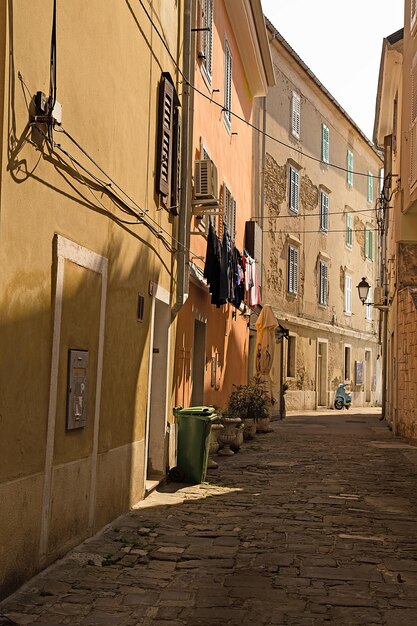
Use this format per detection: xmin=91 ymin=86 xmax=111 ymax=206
xmin=173 ymin=406 xmax=218 ymax=484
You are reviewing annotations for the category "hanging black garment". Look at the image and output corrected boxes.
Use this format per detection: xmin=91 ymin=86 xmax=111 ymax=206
xmin=218 ymin=228 xmax=229 ymax=306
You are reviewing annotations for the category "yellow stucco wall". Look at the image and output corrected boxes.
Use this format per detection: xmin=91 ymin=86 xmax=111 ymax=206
xmin=0 ymin=0 xmax=181 ymax=598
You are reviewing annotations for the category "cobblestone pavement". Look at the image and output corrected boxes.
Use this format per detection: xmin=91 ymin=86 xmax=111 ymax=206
xmin=2 ymin=410 xmax=417 ymax=625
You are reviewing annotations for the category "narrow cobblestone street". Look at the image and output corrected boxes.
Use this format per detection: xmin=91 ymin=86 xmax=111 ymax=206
xmin=2 ymin=410 xmax=417 ymax=626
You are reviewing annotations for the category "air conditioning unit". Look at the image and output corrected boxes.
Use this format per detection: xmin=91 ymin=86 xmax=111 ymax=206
xmin=373 ymin=286 xmax=385 ymax=306
xmin=194 ymin=159 xmax=218 ymax=201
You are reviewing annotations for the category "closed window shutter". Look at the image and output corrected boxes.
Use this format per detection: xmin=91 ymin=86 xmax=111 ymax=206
xmin=199 ymin=0 xmax=213 ymax=79
xmin=288 ymin=246 xmax=298 ymax=293
xmin=345 ymin=275 xmax=352 ymax=313
xmin=224 ymin=41 xmax=232 ymax=127
xmin=232 ymin=198 xmax=236 ymax=240
xmin=291 ymin=92 xmax=300 ymax=138
xmin=347 ymin=150 xmax=353 ymax=186
xmin=367 ymin=172 xmax=373 ymax=203
xmin=156 ymin=76 xmax=174 ymax=197
xmin=320 ymin=262 xmax=328 ymax=305
xmin=290 ymin=167 xmax=299 ymax=213
xmin=322 ymin=124 xmax=329 ymax=163
xmin=346 ymin=213 xmax=353 ymax=246
xmin=170 ymin=108 xmax=180 ymax=214
xmin=320 ymin=192 xmax=328 ymax=231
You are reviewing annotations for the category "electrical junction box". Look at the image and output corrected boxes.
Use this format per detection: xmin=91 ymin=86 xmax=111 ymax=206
xmin=66 ymin=349 xmax=88 ymax=430
xmin=52 ymin=100 xmax=62 ymax=125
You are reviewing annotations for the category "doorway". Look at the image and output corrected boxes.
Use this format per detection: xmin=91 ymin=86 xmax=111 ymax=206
xmin=146 ymin=298 xmax=170 ymax=485
xmin=317 ymin=340 xmax=328 ymax=407
xmin=191 ymin=319 xmax=206 ymax=406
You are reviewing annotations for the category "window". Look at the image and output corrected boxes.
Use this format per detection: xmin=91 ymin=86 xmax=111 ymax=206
xmin=288 ymin=245 xmax=298 ymax=294
xmin=365 ymin=227 xmax=374 ymax=261
xmin=286 ymin=336 xmax=296 ymax=377
xmin=345 ymin=274 xmax=352 ymax=314
xmin=198 ymin=0 xmax=213 ymax=81
xmin=347 ymin=150 xmax=353 ymax=187
xmin=320 ymin=191 xmax=329 ymax=232
xmin=367 ymin=172 xmax=373 ymax=203
xmin=321 ymin=123 xmax=329 ymax=164
xmin=291 ymin=92 xmax=301 ymax=138
xmin=346 ymin=212 xmax=353 ymax=247
xmin=289 ymin=167 xmax=300 ymax=213
xmin=224 ymin=40 xmax=232 ymax=129
xmin=319 ymin=261 xmax=328 ymax=306
xmin=156 ymin=73 xmax=180 ymax=211
xmin=223 ymin=184 xmax=236 ymax=239
xmin=365 ymin=287 xmax=373 ymax=321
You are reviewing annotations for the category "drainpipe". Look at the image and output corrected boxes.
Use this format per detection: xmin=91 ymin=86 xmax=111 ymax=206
xmin=260 ymin=96 xmax=266 ymax=296
xmin=173 ymin=0 xmax=193 ymax=316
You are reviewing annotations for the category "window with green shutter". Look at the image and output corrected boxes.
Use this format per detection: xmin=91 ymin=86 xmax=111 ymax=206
xmin=224 ymin=40 xmax=232 ymax=129
xmin=367 ymin=172 xmax=373 ymax=203
xmin=365 ymin=227 xmax=374 ymax=261
xmin=346 ymin=212 xmax=353 ymax=247
xmin=321 ymin=124 xmax=329 ymax=164
xmin=288 ymin=246 xmax=298 ymax=294
xmin=347 ymin=150 xmax=353 ymax=187
xmin=320 ymin=191 xmax=329 ymax=232
xmin=291 ymin=92 xmax=301 ymax=139
xmin=319 ymin=261 xmax=328 ymax=305
xmin=289 ymin=166 xmax=299 ymax=213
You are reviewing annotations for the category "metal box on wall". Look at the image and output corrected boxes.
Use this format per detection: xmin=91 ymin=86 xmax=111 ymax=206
xmin=66 ymin=349 xmax=89 ymax=430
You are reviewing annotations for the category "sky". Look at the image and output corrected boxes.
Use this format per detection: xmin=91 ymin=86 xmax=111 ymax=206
xmin=261 ymin=0 xmax=404 ymax=140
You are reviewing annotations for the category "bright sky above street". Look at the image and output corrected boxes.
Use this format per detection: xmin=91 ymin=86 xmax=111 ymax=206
xmin=262 ymin=0 xmax=404 ymax=141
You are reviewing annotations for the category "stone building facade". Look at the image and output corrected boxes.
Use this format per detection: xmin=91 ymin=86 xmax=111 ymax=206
xmin=263 ymin=20 xmax=382 ymax=411
xmin=374 ymin=2 xmax=417 ymax=439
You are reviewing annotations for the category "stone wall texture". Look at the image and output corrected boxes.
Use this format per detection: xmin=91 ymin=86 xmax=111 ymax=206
xmin=397 ymin=287 xmax=417 ymax=440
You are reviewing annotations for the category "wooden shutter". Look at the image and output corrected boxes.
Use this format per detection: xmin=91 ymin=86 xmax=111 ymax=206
xmin=347 ymin=150 xmax=353 ymax=186
xmin=319 ymin=261 xmax=328 ymax=305
xmin=320 ymin=192 xmax=328 ymax=231
xmin=345 ymin=275 xmax=352 ymax=313
xmin=322 ymin=124 xmax=329 ymax=163
xmin=156 ymin=76 xmax=174 ymax=197
xmin=290 ymin=167 xmax=299 ymax=213
xmin=346 ymin=213 xmax=353 ymax=247
xmin=224 ymin=41 xmax=232 ymax=127
xmin=170 ymin=108 xmax=180 ymax=214
xmin=291 ymin=92 xmax=300 ymax=138
xmin=367 ymin=172 xmax=373 ymax=203
xmin=288 ymin=246 xmax=298 ymax=293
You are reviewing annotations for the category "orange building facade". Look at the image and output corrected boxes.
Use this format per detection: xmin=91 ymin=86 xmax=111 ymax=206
xmin=174 ymin=0 xmax=274 ymax=409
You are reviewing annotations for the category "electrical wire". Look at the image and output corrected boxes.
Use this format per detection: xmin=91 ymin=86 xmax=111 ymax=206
xmin=33 ymin=0 xmax=385 ymax=263
xmin=254 ymin=206 xmax=390 ymax=220
xmin=265 ymin=226 xmax=379 ymax=235
xmin=136 ymin=0 xmax=386 ymax=180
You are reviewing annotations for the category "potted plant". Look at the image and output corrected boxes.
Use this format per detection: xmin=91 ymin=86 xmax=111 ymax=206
xmin=227 ymin=375 xmax=271 ymax=437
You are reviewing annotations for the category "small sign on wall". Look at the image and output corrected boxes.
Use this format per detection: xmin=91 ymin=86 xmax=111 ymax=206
xmin=355 ymin=360 xmax=363 ymax=385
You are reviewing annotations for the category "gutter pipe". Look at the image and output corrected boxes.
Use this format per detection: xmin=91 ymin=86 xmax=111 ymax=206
xmin=173 ymin=0 xmax=193 ymax=316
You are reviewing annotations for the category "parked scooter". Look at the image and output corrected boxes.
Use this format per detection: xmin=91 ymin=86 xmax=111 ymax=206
xmin=334 ymin=383 xmax=352 ymax=410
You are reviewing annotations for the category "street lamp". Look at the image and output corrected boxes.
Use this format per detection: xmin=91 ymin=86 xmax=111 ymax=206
xmin=357 ymin=277 xmax=370 ymax=305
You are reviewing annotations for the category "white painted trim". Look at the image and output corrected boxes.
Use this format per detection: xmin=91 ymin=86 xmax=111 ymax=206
xmin=143 ymin=296 xmax=156 ymax=495
xmin=149 ymin=281 xmax=171 ymax=305
xmin=39 ymin=234 xmax=108 ymax=561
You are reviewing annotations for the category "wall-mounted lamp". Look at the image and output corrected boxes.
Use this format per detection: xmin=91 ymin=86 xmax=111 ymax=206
xmin=356 ymin=277 xmax=389 ymax=310
xmin=357 ymin=277 xmax=370 ymax=305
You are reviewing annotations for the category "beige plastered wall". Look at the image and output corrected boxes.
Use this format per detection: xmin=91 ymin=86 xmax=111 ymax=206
xmin=0 ymin=0 xmax=180 ymax=598
xmin=263 ymin=32 xmax=382 ymax=409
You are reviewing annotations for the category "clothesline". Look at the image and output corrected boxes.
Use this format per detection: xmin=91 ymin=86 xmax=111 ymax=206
xmin=203 ymin=220 xmax=261 ymax=309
